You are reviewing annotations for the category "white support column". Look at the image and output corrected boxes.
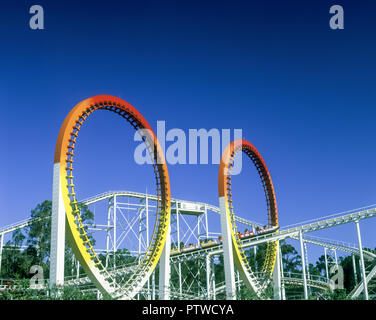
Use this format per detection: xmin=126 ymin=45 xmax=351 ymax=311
xmin=145 ymin=196 xmax=150 ymax=300
xmin=0 ymin=233 xmax=3 ymax=276
xmin=352 ymin=254 xmax=358 ymax=284
xmin=324 ymin=247 xmax=329 ymax=283
xmin=196 ymin=214 xmax=204 ymax=297
xmin=113 ymin=195 xmax=117 ymax=269
xmin=159 ymin=221 xmax=171 ymax=300
xmin=176 ymin=202 xmax=182 ymax=296
xmin=105 ymin=198 xmax=112 ymax=268
xmin=279 ymin=246 xmax=285 ymax=300
xmin=219 ymin=196 xmax=236 ymax=300
xmin=304 ymin=242 xmax=311 ymax=295
xmin=252 ymin=227 xmax=257 ymax=272
xmin=50 ymin=163 xmax=66 ymax=287
xmin=76 ymin=259 xmax=79 ymax=279
xmin=146 ymin=196 xmax=149 ymax=246
xmin=204 ymin=205 xmax=209 ymax=239
xmin=137 ymin=204 xmax=143 ymax=301
xmin=355 ymin=220 xmax=368 ymax=300
xmin=273 ymin=241 xmax=282 ymax=300
xmin=212 ymin=256 xmax=216 ymax=300
xmin=178 ymin=262 xmax=182 ymax=295
xmin=176 ymin=202 xmax=180 ymax=248
xmin=138 ymin=207 xmax=143 ymax=262
xmin=333 ymin=249 xmax=338 ymax=269
xmin=304 ymin=242 xmax=310 ymax=280
xmin=71 ymin=255 xmax=75 ymax=277
xmin=236 ymin=270 xmax=240 ymax=292
xmin=206 ymin=255 xmax=211 ymax=299
xmin=299 ymin=231 xmax=308 ymax=300
xmin=152 ymin=271 xmax=156 ymax=300
xmin=197 ymin=215 xmax=200 ymax=246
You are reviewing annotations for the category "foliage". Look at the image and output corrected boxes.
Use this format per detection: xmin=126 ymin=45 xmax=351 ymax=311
xmin=0 ymin=200 xmax=98 ymax=299
xmin=280 ymin=241 xmax=302 ymax=274
xmin=0 ymin=279 xmax=98 ymax=300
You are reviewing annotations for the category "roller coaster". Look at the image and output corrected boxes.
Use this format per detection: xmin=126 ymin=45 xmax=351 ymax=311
xmin=0 ymin=95 xmax=375 ymax=300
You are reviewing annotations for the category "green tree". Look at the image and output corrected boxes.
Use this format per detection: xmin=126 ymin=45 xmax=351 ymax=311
xmin=280 ymin=240 xmax=302 ymax=275
xmin=0 ymin=200 xmax=97 ymax=299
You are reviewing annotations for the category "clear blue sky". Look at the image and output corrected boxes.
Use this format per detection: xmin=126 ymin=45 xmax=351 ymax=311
xmin=1 ymin=0 xmax=376 ymax=263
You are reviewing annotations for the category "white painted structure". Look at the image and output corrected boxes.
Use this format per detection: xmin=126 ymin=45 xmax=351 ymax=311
xmin=49 ymin=163 xmax=66 ymax=287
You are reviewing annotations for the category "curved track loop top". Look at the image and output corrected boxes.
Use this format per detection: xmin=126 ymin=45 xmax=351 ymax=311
xmin=54 ymin=95 xmax=171 ymax=299
xmin=218 ymin=139 xmax=279 ymax=297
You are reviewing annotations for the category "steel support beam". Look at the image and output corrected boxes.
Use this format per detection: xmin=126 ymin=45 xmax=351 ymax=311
xmin=236 ymin=270 xmax=241 ymax=292
xmin=0 ymin=233 xmax=3 ymax=276
xmin=219 ymin=196 xmax=236 ymax=300
xmin=113 ymin=195 xmax=117 ymax=269
xmin=252 ymin=227 xmax=258 ymax=272
xmin=212 ymin=256 xmax=217 ymax=300
xmin=159 ymin=221 xmax=171 ymax=300
xmin=324 ymin=247 xmax=329 ymax=283
xmin=206 ymin=255 xmax=211 ymax=299
xmin=352 ymin=254 xmax=358 ymax=284
xmin=205 ymin=204 xmax=209 ymax=239
xmin=279 ymin=246 xmax=285 ymax=300
xmin=50 ymin=163 xmax=66 ymax=287
xmin=299 ymin=231 xmax=308 ymax=299
xmin=304 ymin=242 xmax=312 ymax=295
xmin=105 ymin=198 xmax=112 ymax=268
xmin=333 ymin=249 xmax=338 ymax=268
xmin=152 ymin=271 xmax=156 ymax=300
xmin=273 ymin=241 xmax=282 ymax=300
xmin=355 ymin=220 xmax=368 ymax=300
xmin=76 ymin=259 xmax=79 ymax=279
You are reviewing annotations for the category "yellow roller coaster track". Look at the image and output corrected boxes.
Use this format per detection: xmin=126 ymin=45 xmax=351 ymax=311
xmin=54 ymin=95 xmax=170 ymax=299
xmin=218 ymin=139 xmax=279 ymax=297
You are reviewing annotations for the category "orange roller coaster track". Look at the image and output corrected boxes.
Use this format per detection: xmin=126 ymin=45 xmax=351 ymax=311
xmin=53 ymin=95 xmax=170 ymax=299
xmin=218 ymin=139 xmax=279 ymax=297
